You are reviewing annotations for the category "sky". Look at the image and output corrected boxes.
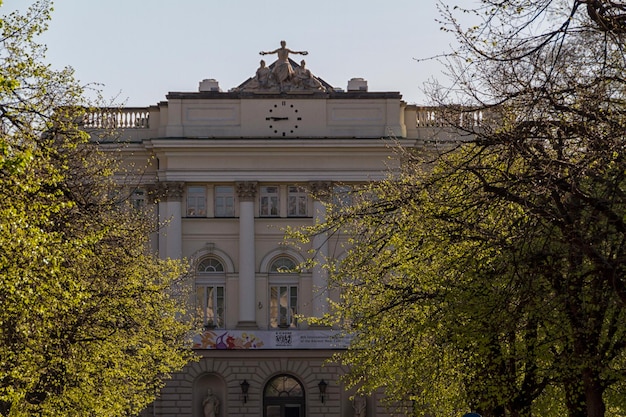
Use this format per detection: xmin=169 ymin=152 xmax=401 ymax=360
xmin=2 ymin=0 xmax=464 ymax=107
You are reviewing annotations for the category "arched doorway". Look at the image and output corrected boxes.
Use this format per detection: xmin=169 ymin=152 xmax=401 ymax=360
xmin=264 ymin=374 xmax=305 ymax=417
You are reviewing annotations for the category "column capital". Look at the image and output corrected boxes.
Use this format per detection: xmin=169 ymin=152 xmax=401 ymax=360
xmin=308 ymin=181 xmax=332 ymax=202
xmin=236 ymin=181 xmax=258 ymax=202
xmin=147 ymin=181 xmax=185 ymax=203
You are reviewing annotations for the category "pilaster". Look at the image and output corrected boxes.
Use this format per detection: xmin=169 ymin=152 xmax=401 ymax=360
xmin=236 ymin=181 xmax=258 ymax=328
xmin=150 ymin=181 xmax=184 ymax=260
xmin=309 ymin=181 xmax=332 ymax=319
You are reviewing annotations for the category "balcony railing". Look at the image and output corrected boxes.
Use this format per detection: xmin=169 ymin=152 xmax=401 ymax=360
xmin=414 ymin=106 xmax=484 ymax=129
xmin=81 ymin=106 xmax=484 ymax=132
xmin=83 ymin=107 xmax=150 ymax=129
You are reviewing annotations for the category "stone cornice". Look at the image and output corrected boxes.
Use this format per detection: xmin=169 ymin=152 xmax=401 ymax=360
xmin=164 ymin=91 xmax=402 ymax=100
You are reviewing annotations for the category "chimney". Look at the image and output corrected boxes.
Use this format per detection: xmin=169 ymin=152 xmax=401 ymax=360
xmin=347 ymin=78 xmax=368 ymax=92
xmin=199 ymin=79 xmax=221 ymax=92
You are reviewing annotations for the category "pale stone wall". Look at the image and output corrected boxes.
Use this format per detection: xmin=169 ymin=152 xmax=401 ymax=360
xmin=96 ymin=86 xmax=430 ymax=417
xmin=143 ymin=351 xmax=359 ymax=417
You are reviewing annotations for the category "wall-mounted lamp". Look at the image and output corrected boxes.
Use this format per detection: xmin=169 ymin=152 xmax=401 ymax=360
xmin=240 ymin=380 xmax=250 ymax=403
xmin=318 ymin=379 xmax=328 ymax=403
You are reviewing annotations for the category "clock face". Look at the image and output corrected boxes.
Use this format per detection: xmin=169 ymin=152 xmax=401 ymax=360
xmin=266 ymin=101 xmax=301 ymax=137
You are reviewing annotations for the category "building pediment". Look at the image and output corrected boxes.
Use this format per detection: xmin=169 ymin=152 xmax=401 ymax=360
xmin=233 ymin=58 xmax=334 ymax=93
xmin=85 ymin=41 xmax=411 ymax=140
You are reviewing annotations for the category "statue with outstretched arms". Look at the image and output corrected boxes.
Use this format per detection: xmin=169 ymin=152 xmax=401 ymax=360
xmin=259 ymin=40 xmax=308 ymax=89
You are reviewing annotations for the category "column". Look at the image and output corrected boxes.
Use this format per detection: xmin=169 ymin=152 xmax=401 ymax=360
xmin=309 ymin=181 xmax=332 ymax=318
xmin=236 ymin=181 xmax=258 ymax=328
xmin=149 ymin=182 xmax=184 ymax=260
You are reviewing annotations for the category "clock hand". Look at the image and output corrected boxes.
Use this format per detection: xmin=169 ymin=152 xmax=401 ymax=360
xmin=266 ymin=117 xmax=289 ymax=121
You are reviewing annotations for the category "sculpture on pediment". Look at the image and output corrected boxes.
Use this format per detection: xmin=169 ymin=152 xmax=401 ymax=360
xmin=256 ymin=60 xmax=272 ymax=88
xmin=260 ymin=40 xmax=308 ymax=90
xmin=293 ymin=60 xmax=324 ymax=90
xmin=231 ymin=40 xmax=327 ymax=92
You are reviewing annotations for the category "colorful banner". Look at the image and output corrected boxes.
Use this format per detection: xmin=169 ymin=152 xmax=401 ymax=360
xmin=192 ymin=329 xmax=351 ymax=350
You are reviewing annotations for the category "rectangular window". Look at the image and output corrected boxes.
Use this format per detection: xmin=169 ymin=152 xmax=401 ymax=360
xmin=331 ymin=185 xmax=356 ymax=215
xmin=214 ymin=185 xmax=235 ymax=217
xmin=270 ymin=285 xmax=298 ymax=328
xmin=287 ymin=186 xmax=308 ymax=217
xmin=196 ymin=285 xmax=225 ymax=329
xmin=130 ymin=188 xmax=146 ymax=210
xmin=187 ymin=186 xmax=206 ymax=217
xmin=332 ymin=185 xmax=353 ymax=208
xmin=260 ymin=186 xmax=280 ymax=217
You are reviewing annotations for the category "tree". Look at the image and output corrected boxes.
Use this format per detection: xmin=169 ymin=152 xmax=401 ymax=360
xmin=0 ymin=2 xmax=194 ymax=416
xmin=295 ymin=1 xmax=626 ymax=416
xmin=434 ymin=2 xmax=626 ymax=416
xmin=297 ymin=150 xmax=574 ymax=417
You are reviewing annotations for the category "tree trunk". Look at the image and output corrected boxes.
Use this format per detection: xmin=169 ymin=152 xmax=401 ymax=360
xmin=583 ymin=368 xmax=606 ymax=417
xmin=563 ymin=367 xmax=606 ymax=417
xmin=564 ymin=378 xmax=586 ymax=417
xmin=475 ymin=405 xmax=505 ymax=417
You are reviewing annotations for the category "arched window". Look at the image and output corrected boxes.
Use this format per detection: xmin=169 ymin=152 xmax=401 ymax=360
xmin=270 ymin=257 xmax=297 ymax=273
xmin=264 ymin=374 xmax=305 ymax=417
xmin=196 ymin=257 xmax=225 ymax=329
xmin=198 ymin=257 xmax=225 ymax=273
xmin=269 ymin=257 xmax=299 ymax=329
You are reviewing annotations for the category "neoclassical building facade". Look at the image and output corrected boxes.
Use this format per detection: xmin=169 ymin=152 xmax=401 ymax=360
xmin=87 ymin=47 xmax=466 ymax=417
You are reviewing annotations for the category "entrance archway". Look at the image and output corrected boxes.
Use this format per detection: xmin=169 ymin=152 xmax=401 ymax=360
xmin=263 ymin=374 xmax=305 ymax=417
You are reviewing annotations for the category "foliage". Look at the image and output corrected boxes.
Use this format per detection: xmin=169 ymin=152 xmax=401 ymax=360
xmin=296 ymin=149 xmax=566 ymax=416
xmin=294 ymin=1 xmax=626 ymax=417
xmin=0 ymin=2 xmax=194 ymax=416
xmin=434 ymin=2 xmax=626 ymax=414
